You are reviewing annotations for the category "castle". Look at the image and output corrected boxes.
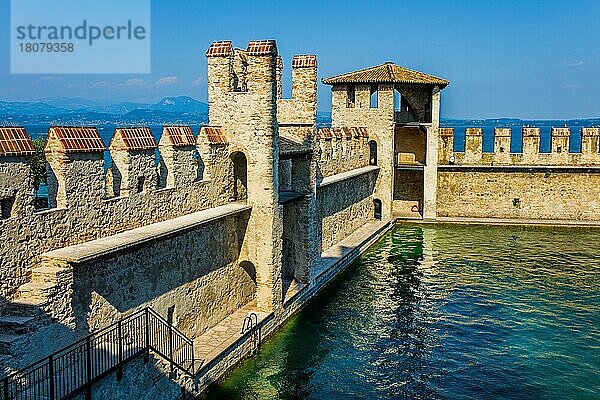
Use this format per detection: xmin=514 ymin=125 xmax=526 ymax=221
xmin=1 ymin=39 xmax=600 ymax=398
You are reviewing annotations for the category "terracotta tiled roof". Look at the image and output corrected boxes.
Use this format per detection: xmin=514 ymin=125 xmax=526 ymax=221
xmin=331 ymin=128 xmax=343 ymax=139
xmin=206 ymin=41 xmax=233 ymax=57
xmin=200 ymin=126 xmax=227 ymax=145
xmin=582 ymin=128 xmax=600 ymax=137
xmin=322 ymin=62 xmax=448 ymax=87
xmin=112 ymin=127 xmax=156 ymax=151
xmin=47 ymin=126 xmax=105 ymax=153
xmin=466 ymin=128 xmax=483 ymax=136
xmin=0 ymin=127 xmax=35 ymax=156
xmin=522 ymin=127 xmax=540 ymax=137
xmin=439 ymin=128 xmax=455 ymax=137
xmin=317 ymin=128 xmax=332 ymax=139
xmin=349 ymin=127 xmax=361 ymax=138
xmin=494 ymin=128 xmax=511 ymax=137
xmin=247 ymin=40 xmax=277 ymax=56
xmin=163 ymin=126 xmax=196 ymax=147
xmin=551 ymin=127 xmax=570 ymax=137
xmin=358 ymin=127 xmax=369 ymax=138
xmin=292 ymin=55 xmax=317 ymax=68
xmin=342 ymin=127 xmax=353 ymax=139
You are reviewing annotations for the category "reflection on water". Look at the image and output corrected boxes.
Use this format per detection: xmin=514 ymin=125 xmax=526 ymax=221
xmin=204 ymin=224 xmax=600 ymax=400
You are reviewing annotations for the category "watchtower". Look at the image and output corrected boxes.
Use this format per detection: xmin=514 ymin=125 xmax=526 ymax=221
xmin=323 ymin=62 xmax=448 ymax=219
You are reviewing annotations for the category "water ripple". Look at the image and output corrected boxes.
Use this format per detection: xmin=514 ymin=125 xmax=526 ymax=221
xmin=205 ymin=224 xmax=600 ymax=400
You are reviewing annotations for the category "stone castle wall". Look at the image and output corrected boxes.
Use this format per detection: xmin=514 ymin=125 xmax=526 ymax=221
xmin=330 ymin=84 xmax=395 ymax=219
xmin=438 ymin=127 xmax=600 ymax=166
xmin=0 ymin=127 xmax=234 ymax=301
xmin=436 ymin=127 xmax=600 ymax=220
xmin=315 ymin=127 xmax=372 ymax=178
xmin=318 ymin=169 xmax=378 ymax=251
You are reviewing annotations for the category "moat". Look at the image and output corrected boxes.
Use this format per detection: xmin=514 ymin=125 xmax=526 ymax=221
xmin=206 ymin=224 xmax=600 ymax=399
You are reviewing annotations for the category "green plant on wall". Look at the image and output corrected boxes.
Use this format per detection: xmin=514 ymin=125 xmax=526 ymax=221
xmin=29 ymin=137 xmax=47 ymax=198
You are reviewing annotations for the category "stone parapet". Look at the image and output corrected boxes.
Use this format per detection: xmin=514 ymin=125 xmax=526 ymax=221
xmin=438 ymin=126 xmax=600 ymax=166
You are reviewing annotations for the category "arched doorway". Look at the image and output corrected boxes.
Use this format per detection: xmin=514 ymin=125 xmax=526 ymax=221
xmin=239 ymin=261 xmax=256 ymax=285
xmin=373 ymin=198 xmax=382 ymax=220
xmin=369 ymin=140 xmax=378 ymax=166
xmin=232 ymin=152 xmax=248 ymax=202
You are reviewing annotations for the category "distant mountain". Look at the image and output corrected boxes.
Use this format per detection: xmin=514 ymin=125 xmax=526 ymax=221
xmin=0 ymin=96 xmax=209 ymax=126
xmin=441 ymin=117 xmax=600 ymax=126
xmin=151 ymin=96 xmax=208 ymax=114
xmin=0 ymin=101 xmax=69 ymax=116
xmin=38 ymin=97 xmax=107 ymax=110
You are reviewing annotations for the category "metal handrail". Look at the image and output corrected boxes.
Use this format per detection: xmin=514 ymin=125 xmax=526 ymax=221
xmin=1 ymin=307 xmax=195 ymax=400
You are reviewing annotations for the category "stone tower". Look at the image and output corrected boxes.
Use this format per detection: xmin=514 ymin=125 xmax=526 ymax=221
xmin=206 ymin=40 xmax=282 ymax=311
xmin=323 ymin=63 xmax=448 ymax=220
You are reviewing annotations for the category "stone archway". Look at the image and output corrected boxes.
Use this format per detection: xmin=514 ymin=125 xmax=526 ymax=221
xmin=369 ymin=140 xmax=378 ymax=166
xmin=373 ymin=198 xmax=382 ymax=220
xmin=231 ymin=151 xmax=248 ymax=202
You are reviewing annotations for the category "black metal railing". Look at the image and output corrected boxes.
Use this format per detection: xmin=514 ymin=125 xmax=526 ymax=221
xmin=1 ymin=308 xmax=195 ymax=400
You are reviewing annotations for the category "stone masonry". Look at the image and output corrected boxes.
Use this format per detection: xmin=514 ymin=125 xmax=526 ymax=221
xmin=2 ymin=39 xmax=600 ymax=398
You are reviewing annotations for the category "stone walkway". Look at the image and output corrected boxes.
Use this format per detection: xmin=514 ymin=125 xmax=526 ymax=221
xmin=405 ymin=216 xmax=600 ymax=228
xmin=194 ymin=300 xmax=269 ymax=368
xmin=192 ymin=217 xmax=394 ymax=374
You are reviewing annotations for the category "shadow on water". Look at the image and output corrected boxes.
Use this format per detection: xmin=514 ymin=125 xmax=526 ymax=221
xmin=204 ymin=224 xmax=600 ymax=400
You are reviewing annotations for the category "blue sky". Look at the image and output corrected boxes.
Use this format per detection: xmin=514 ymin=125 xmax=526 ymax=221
xmin=1 ymin=0 xmax=599 ymax=119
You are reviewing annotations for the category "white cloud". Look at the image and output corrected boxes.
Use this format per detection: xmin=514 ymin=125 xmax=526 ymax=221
xmin=154 ymin=76 xmax=179 ymax=86
xmin=38 ymin=76 xmax=59 ymax=82
xmin=566 ymin=60 xmax=584 ymax=67
xmin=562 ymin=84 xmax=580 ymax=90
xmin=93 ymin=81 xmax=112 ymax=88
xmin=119 ymin=78 xmax=146 ymax=88
xmin=192 ymin=76 xmax=203 ymax=87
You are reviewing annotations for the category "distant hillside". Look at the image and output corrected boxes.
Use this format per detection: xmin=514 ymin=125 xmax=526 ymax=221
xmin=0 ymin=96 xmax=209 ymax=126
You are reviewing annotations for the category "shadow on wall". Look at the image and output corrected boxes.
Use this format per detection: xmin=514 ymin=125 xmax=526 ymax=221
xmin=70 ymin=209 xmax=252 ymax=333
xmin=0 ymin=292 xmax=193 ymax=399
xmin=318 ymin=169 xmax=379 ymax=218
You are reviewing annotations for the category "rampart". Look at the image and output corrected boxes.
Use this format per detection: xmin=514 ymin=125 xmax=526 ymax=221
xmin=0 ymin=40 xmax=382 ymax=393
xmin=436 ymin=127 xmax=600 ymax=220
xmin=6 ymin=39 xmax=598 ymax=398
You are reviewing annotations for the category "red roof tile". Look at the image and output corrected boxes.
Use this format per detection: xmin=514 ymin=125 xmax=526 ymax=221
xmin=200 ymin=126 xmax=227 ymax=145
xmin=551 ymin=127 xmax=570 ymax=137
xmin=522 ymin=127 xmax=541 ymax=137
xmin=317 ymin=128 xmax=332 ymax=139
xmin=206 ymin=41 xmax=233 ymax=57
xmin=331 ymin=128 xmax=343 ymax=139
xmin=582 ymin=128 xmax=600 ymax=137
xmin=323 ymin=62 xmax=448 ymax=87
xmin=247 ymin=40 xmax=277 ymax=56
xmin=342 ymin=127 xmax=353 ymax=139
xmin=112 ymin=127 xmax=156 ymax=151
xmin=0 ymin=127 xmax=35 ymax=156
xmin=439 ymin=128 xmax=455 ymax=137
xmin=48 ymin=126 xmax=105 ymax=153
xmin=358 ymin=127 xmax=369 ymax=138
xmin=292 ymin=55 xmax=317 ymax=68
xmin=163 ymin=126 xmax=196 ymax=147
xmin=466 ymin=128 xmax=483 ymax=136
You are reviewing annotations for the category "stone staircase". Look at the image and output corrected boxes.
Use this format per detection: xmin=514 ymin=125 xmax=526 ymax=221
xmin=0 ymin=260 xmax=69 ymax=357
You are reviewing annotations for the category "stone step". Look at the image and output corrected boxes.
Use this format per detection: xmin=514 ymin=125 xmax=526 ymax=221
xmin=5 ymin=298 xmax=47 ymax=317
xmin=0 ymin=315 xmax=37 ymax=335
xmin=17 ymin=282 xmax=58 ymax=301
xmin=31 ymin=266 xmax=66 ymax=284
xmin=0 ymin=333 xmax=22 ymax=355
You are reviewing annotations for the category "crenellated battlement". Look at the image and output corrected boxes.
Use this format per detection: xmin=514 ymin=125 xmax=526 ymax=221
xmin=0 ymin=124 xmax=237 ymax=299
xmin=438 ymin=126 xmax=600 ymax=166
xmin=315 ymin=127 xmax=372 ymax=177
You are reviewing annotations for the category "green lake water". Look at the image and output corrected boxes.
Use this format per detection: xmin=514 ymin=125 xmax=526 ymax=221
xmin=205 ymin=224 xmax=600 ymax=399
